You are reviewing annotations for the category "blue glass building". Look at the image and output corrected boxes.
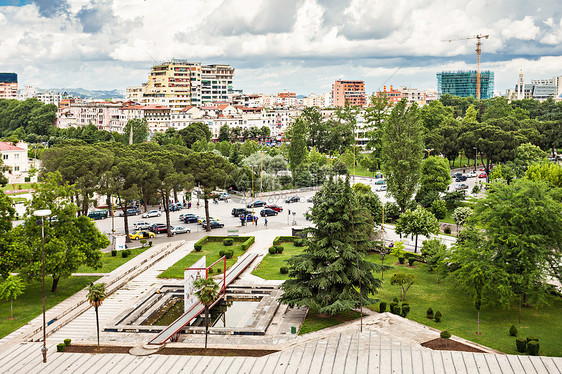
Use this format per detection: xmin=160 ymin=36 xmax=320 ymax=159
xmin=437 ymin=70 xmax=494 ymax=99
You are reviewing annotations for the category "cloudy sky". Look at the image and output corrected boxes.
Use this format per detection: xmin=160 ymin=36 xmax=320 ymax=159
xmin=1 ymin=0 xmax=562 ymax=96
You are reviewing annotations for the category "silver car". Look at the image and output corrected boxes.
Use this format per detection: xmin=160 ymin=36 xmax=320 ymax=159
xmin=171 ymin=226 xmax=191 ymax=235
xmin=141 ymin=210 xmax=162 ymax=218
xmin=133 ymin=221 xmax=151 ymax=230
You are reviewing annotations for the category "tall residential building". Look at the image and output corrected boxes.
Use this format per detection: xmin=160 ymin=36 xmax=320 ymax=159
xmin=128 ymin=60 xmax=235 ymax=110
xmin=0 ymin=73 xmax=18 ymax=100
xmin=332 ymin=80 xmax=366 ymax=107
xmin=437 ymin=71 xmax=494 ymax=100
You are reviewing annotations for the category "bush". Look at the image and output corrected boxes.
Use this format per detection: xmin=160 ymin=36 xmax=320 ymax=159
xmin=401 ymin=303 xmax=410 ymax=318
xmin=472 ymin=185 xmax=480 ymax=194
xmin=223 ymin=238 xmax=234 ymax=246
xmin=526 ymin=337 xmax=539 ymax=343
xmin=273 ymin=236 xmax=298 ymax=245
xmin=431 ymin=200 xmax=447 ymax=220
xmin=379 ymin=302 xmax=387 ymax=313
xmin=390 ymin=302 xmax=400 ymax=315
xmin=194 ymin=236 xmax=208 ymax=252
xmin=194 ymin=244 xmax=203 ymax=251
xmin=208 ymin=268 xmax=214 ymax=274
xmin=443 ymin=226 xmax=452 ymax=234
xmin=393 ymin=297 xmax=399 ymax=303
xmin=398 ymin=257 xmax=405 ymax=264
xmin=216 ymin=267 xmax=222 ymax=273
xmin=440 ymin=330 xmax=451 ymax=339
xmin=268 ymin=246 xmax=277 ymax=255
xmin=57 ymin=343 xmax=66 ymax=352
xmin=140 ymin=239 xmax=147 ymax=247
xmin=527 ymin=340 xmax=540 ymax=356
xmin=516 ymin=338 xmax=527 ymax=353
xmin=426 ymin=307 xmax=434 ymax=319
xmin=294 ymin=239 xmax=304 ymax=247
xmin=121 ymin=250 xmax=129 ymax=258
xmin=219 ymin=249 xmax=225 ymax=257
xmin=111 ymin=250 xmax=117 ymax=257
xmin=509 ymin=325 xmax=518 ymax=337
xmin=148 ymin=240 xmax=152 ymax=246
xmin=408 ymin=258 xmax=415 ymax=266
xmin=434 ymin=311 xmax=442 ymax=322
xmin=225 ymin=250 xmax=234 ymax=259
xmin=275 ymin=245 xmax=284 ymax=254
xmin=64 ymin=339 xmax=71 ymax=347
xmin=280 ymin=266 xmax=288 ymax=274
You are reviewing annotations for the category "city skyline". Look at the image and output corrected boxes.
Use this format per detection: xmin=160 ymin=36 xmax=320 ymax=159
xmin=1 ymin=0 xmax=562 ymax=95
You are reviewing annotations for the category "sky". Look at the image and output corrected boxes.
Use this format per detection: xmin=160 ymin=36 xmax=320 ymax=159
xmin=1 ymin=0 xmax=562 ymax=96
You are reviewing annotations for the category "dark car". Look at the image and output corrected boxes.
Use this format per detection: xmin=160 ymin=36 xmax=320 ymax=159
xmin=182 ymin=215 xmax=198 ymax=223
xmin=285 ymin=196 xmax=300 ymax=203
xmin=119 ymin=208 xmax=140 ymax=217
xmin=169 ymin=203 xmax=183 ymax=212
xmin=455 ymin=175 xmax=467 ymax=182
xmin=265 ymin=204 xmax=283 ymax=212
xmin=208 ymin=221 xmax=225 ymax=229
xmin=232 ymin=208 xmax=251 ymax=217
xmin=246 ymin=200 xmax=266 ymax=208
xmin=260 ymin=208 xmax=278 ymax=217
xmin=149 ymin=223 xmax=168 ymax=234
xmin=452 ymin=172 xmax=463 ymax=178
xmin=307 ymin=196 xmax=313 ymax=203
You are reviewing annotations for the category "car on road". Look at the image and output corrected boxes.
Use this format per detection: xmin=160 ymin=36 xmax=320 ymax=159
xmin=198 ymin=216 xmax=220 ymax=224
xmin=149 ymin=223 xmax=168 ymax=234
xmin=265 ymin=204 xmax=283 ymax=212
xmin=208 ymin=221 xmax=225 ymax=229
xmin=133 ymin=221 xmax=151 ymax=230
xmin=306 ymin=196 xmax=313 ymax=203
xmin=376 ymin=185 xmax=387 ymax=191
xmin=142 ymin=210 xmax=162 ymax=218
xmin=452 ymin=172 xmax=463 ymax=178
xmin=246 ymin=200 xmax=266 ymax=208
xmin=129 ymin=230 xmax=155 ymax=240
xmin=285 ymin=196 xmax=300 ymax=203
xmin=169 ymin=203 xmax=183 ymax=212
xmin=260 ymin=208 xmax=278 ymax=217
xmin=218 ymin=192 xmax=231 ymax=200
xmin=455 ymin=175 xmax=467 ymax=182
xmin=87 ymin=210 xmax=108 ymax=220
xmin=374 ymin=179 xmax=386 ymax=185
xmin=467 ymin=171 xmax=477 ymax=178
xmin=231 ymin=208 xmax=251 ymax=217
xmin=170 ymin=226 xmax=191 ymax=235
xmin=182 ymin=215 xmax=199 ymax=223
xmin=119 ymin=208 xmax=140 ymax=217
xmin=179 ymin=213 xmax=196 ymax=221
xmin=478 ymin=173 xmax=487 ymax=178
xmin=479 ymin=168 xmax=486 ymax=171
xmin=455 ymin=183 xmax=469 ymax=191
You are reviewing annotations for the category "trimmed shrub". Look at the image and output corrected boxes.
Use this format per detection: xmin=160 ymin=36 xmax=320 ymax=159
xmin=194 ymin=236 xmax=208 ymax=251
xmin=273 ymin=236 xmax=297 ymax=245
xmin=216 ymin=267 xmax=222 ymax=273
xmin=398 ymin=257 xmax=405 ymax=264
xmin=393 ymin=297 xmax=399 ymax=303
xmin=379 ymin=302 xmax=387 ymax=313
xmin=148 ymin=241 xmax=152 ymax=246
xmin=268 ymin=246 xmax=277 ymax=255
xmin=225 ymin=250 xmax=234 ymax=259
xmin=57 ymin=343 xmax=66 ymax=352
xmin=121 ymin=250 xmax=129 ymax=258
xmin=140 ymin=239 xmax=147 ymax=247
xmin=219 ymin=249 xmax=225 ymax=257
xmin=516 ymin=338 xmax=527 ymax=353
xmin=280 ymin=266 xmax=289 ymax=274
xmin=390 ymin=302 xmax=400 ymax=315
xmin=223 ymin=238 xmax=234 ymax=246
xmin=526 ymin=337 xmax=539 ymax=343
xmin=408 ymin=258 xmax=415 ymax=266
xmin=426 ymin=307 xmax=434 ymax=319
xmin=440 ymin=330 xmax=451 ymax=339
xmin=434 ymin=311 xmax=442 ymax=322
xmin=443 ymin=226 xmax=452 ymax=234
xmin=294 ymin=239 xmax=304 ymax=247
xmin=64 ymin=339 xmax=71 ymax=347
xmin=241 ymin=236 xmax=255 ymax=251
xmin=401 ymin=303 xmax=410 ymax=318
xmin=111 ymin=250 xmax=117 ymax=257
xmin=509 ymin=325 xmax=518 ymax=337
xmin=527 ymin=341 xmax=540 ymax=356
xmin=275 ymin=245 xmax=284 ymax=254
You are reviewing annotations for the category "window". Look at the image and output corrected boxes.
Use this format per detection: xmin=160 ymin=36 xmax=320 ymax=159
xmin=14 ymin=166 xmax=19 ymax=171
xmin=2 ymin=155 xmax=7 ymax=160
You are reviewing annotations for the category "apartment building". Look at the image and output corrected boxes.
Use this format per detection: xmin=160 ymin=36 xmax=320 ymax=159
xmin=56 ymin=101 xmax=128 ymax=132
xmin=0 ymin=141 xmax=30 ymax=184
xmin=0 ymin=73 xmax=18 ymax=100
xmin=437 ymin=70 xmax=495 ymax=100
xmin=332 ymin=80 xmax=366 ymax=107
xmin=19 ymin=85 xmax=65 ymax=106
xmin=376 ymin=85 xmax=402 ymax=105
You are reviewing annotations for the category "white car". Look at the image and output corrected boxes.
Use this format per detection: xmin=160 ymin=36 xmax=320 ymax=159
xmin=376 ymin=185 xmax=387 ymax=191
xmin=171 ymin=226 xmax=191 ymax=235
xmin=466 ymin=171 xmax=477 ymax=178
xmin=133 ymin=221 xmax=151 ymax=230
xmin=141 ymin=210 xmax=162 ymax=218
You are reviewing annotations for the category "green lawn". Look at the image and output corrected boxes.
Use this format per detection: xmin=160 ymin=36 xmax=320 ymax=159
xmin=350 ymin=164 xmax=379 ymax=178
xmin=75 ymin=246 xmax=151 ymax=274
xmin=158 ymin=240 xmax=251 ymax=279
xmin=252 ymin=242 xmax=304 ymax=280
xmin=365 ymin=253 xmax=562 ymax=357
xmin=299 ymin=310 xmax=362 ymax=335
xmin=2 ymin=183 xmax=35 ymax=192
xmin=0 ymin=276 xmax=100 ymax=339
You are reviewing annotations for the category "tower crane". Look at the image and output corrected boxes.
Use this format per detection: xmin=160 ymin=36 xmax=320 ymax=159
xmin=443 ymin=34 xmax=489 ymax=100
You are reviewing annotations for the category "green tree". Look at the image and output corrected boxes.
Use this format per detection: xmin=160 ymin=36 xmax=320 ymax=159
xmin=526 ymin=162 xmax=562 ymax=188
xmin=193 ymin=277 xmax=219 ymax=349
xmin=0 ymin=275 xmax=25 ymax=319
xmin=381 ymin=99 xmax=424 ymax=212
xmin=86 ymin=282 xmax=107 ymax=348
xmin=353 ymin=183 xmax=383 ymax=224
xmin=240 ymin=140 xmax=259 ymax=157
xmin=395 ymin=206 xmax=439 ymax=253
xmin=179 ymin=122 xmax=211 ymax=148
xmin=280 ymin=177 xmax=383 ymax=315
xmin=390 ymin=272 xmax=416 ymax=301
xmin=301 ymin=107 xmax=328 ymax=151
xmin=228 ymin=143 xmax=243 ymax=166
xmin=451 ymin=206 xmax=473 ymax=232
xmin=430 ymin=199 xmax=447 ymax=220
xmin=218 ymin=124 xmax=230 ymax=142
xmin=364 ymin=93 xmax=391 ymax=169
xmin=288 ymin=118 xmax=308 ymax=177
xmin=122 ymin=118 xmax=149 ymax=144
xmin=421 ymin=239 xmax=448 ymax=283
xmin=419 ymin=156 xmax=451 ymax=194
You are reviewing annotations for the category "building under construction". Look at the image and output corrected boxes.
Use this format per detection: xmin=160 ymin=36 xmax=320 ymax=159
xmin=437 ymin=70 xmax=494 ymax=100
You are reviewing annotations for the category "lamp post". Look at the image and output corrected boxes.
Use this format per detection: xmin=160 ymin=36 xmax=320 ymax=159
xmin=425 ymin=148 xmax=433 ymax=158
xmin=259 ymin=151 xmax=265 ymax=201
xmin=33 ymin=209 xmax=51 ymax=364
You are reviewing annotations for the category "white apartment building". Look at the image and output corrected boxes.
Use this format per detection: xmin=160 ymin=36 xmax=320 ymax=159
xmin=19 ymin=85 xmax=65 ymax=106
xmin=0 ymin=142 xmax=31 ymax=184
xmin=56 ymin=101 xmax=127 ymax=132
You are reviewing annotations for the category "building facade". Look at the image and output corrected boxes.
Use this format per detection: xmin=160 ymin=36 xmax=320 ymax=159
xmin=437 ymin=70 xmax=494 ymax=100
xmin=0 ymin=73 xmax=18 ymax=100
xmin=0 ymin=141 xmax=31 ymax=184
xmin=332 ymin=80 xmax=366 ymax=107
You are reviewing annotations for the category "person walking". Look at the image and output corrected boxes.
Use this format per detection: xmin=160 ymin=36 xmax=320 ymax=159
xmin=264 ymin=218 xmax=268 ymax=227
xmin=240 ymin=215 xmax=245 ymax=226
xmin=254 ymin=216 xmax=258 ymax=226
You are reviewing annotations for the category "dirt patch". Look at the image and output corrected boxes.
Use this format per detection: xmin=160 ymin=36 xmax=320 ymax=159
xmin=421 ymin=338 xmax=485 ymax=353
xmin=63 ymin=345 xmax=277 ymax=357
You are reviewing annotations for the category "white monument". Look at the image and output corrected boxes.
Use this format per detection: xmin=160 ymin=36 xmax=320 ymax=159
xmin=184 ymin=256 xmax=207 ymax=314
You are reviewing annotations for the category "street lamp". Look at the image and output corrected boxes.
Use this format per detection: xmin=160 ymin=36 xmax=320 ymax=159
xmin=33 ymin=209 xmax=51 ymax=364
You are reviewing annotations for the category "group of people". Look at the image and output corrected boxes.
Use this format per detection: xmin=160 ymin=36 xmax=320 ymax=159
xmin=239 ymin=214 xmax=268 ymax=227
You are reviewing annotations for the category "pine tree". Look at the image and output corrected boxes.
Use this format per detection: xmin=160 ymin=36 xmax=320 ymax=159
xmin=280 ymin=177 xmax=384 ymax=316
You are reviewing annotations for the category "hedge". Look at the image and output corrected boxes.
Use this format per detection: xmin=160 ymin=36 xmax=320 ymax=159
xmin=273 ymin=236 xmax=299 ymax=245
xmin=194 ymin=236 xmax=256 ymax=252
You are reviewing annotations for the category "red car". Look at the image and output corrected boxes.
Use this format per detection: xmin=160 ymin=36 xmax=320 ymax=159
xmin=265 ymin=204 xmax=283 ymax=212
xmin=478 ymin=173 xmax=487 ymax=178
xmin=479 ymin=168 xmax=486 ymax=171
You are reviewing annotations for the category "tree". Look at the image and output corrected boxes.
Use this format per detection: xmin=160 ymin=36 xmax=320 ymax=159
xmin=0 ymin=190 xmax=16 ymax=277
xmin=421 ymin=239 xmax=448 ymax=283
xmin=301 ymin=107 xmax=328 ymax=151
xmin=525 ymin=162 xmax=562 ymax=188
xmin=280 ymin=177 xmax=384 ymax=315
xmin=122 ymin=118 xmax=149 ymax=144
xmin=179 ymin=122 xmax=211 ymax=148
xmin=364 ymin=93 xmax=391 ymax=169
xmin=381 ymin=99 xmax=424 ymax=212
xmin=288 ymin=118 xmax=308 ymax=177
xmin=452 ymin=206 xmax=473 ymax=232
xmin=193 ymin=277 xmax=219 ymax=349
xmin=390 ymin=272 xmax=416 ymax=301
xmin=218 ymin=124 xmax=230 ymax=142
xmin=353 ymin=183 xmax=383 ymax=224
xmin=395 ymin=206 xmax=439 ymax=253
xmin=228 ymin=143 xmax=243 ymax=166
xmin=86 ymin=282 xmax=107 ymax=348
xmin=0 ymin=275 xmax=25 ymax=319
xmin=419 ymin=156 xmax=451 ymax=195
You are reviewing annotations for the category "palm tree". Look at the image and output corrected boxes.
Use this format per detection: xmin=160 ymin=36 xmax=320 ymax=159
xmin=86 ymin=282 xmax=107 ymax=348
xmin=193 ymin=277 xmax=219 ymax=349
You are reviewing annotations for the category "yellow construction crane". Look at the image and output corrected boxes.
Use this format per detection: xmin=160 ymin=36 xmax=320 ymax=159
xmin=443 ymin=34 xmax=490 ymax=100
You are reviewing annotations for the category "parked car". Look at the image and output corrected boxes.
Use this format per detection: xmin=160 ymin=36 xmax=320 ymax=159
xmin=265 ymin=204 xmax=283 ymax=212
xmin=129 ymin=230 xmax=155 ymax=240
xmin=149 ymin=223 xmax=168 ymax=234
xmin=133 ymin=221 xmax=151 ymax=230
xmin=479 ymin=168 xmax=486 ymax=171
xmin=119 ymin=208 xmax=140 ymax=217
xmin=231 ymin=208 xmax=251 ymax=217
xmin=87 ymin=210 xmax=108 ymax=220
xmin=171 ymin=226 xmax=191 ymax=235
xmin=218 ymin=192 xmax=231 ymax=200
xmin=376 ymin=185 xmax=387 ymax=191
xmin=208 ymin=221 xmax=225 ymax=229
xmin=169 ymin=202 xmax=183 ymax=212
xmin=285 ymin=196 xmax=300 ymax=203
xmin=182 ymin=215 xmax=199 ymax=224
xmin=142 ymin=210 xmax=161 ymax=218
xmin=455 ymin=183 xmax=469 ymax=190
xmin=179 ymin=213 xmax=196 ymax=221
xmin=246 ymin=200 xmax=266 ymax=208
xmin=455 ymin=175 xmax=468 ymax=182
xmin=306 ymin=196 xmax=313 ymax=203
xmin=198 ymin=216 xmax=220 ymax=224
xmin=478 ymin=173 xmax=487 ymax=178
xmin=260 ymin=208 xmax=278 ymax=217
xmin=466 ymin=171 xmax=477 ymax=178
xmin=452 ymin=172 xmax=463 ymax=178
xmin=374 ymin=179 xmax=386 ymax=185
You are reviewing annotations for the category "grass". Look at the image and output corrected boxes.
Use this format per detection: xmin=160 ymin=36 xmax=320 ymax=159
xmin=0 ymin=276 xmax=100 ymax=339
xmin=2 ymin=183 xmax=35 ymax=192
xmin=75 ymin=246 xmax=151 ymax=273
xmin=9 ymin=197 xmax=27 ymax=204
xmin=252 ymin=242 xmax=304 ymax=280
xmin=350 ymin=164 xmax=379 ymax=178
xmin=299 ymin=310 xmax=362 ymax=335
xmin=365 ymin=253 xmax=562 ymax=357
xmin=158 ymin=238 xmax=253 ymax=279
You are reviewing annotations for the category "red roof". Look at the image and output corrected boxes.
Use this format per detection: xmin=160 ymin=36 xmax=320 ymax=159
xmin=179 ymin=105 xmax=195 ymax=111
xmin=0 ymin=142 xmax=24 ymax=151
